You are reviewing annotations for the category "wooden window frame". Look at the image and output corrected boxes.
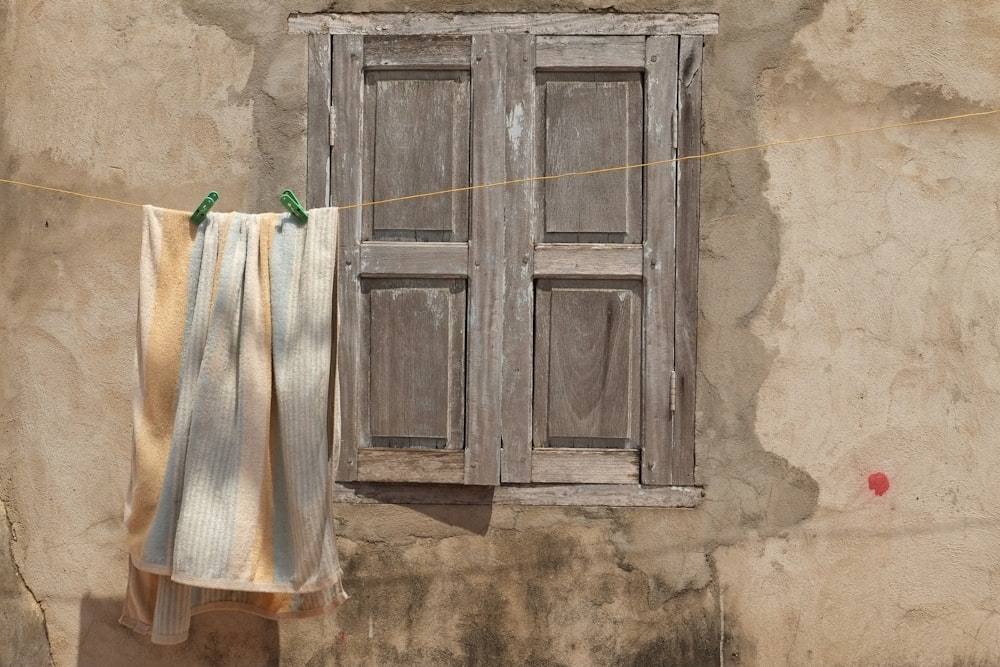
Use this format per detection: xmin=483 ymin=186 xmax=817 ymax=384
xmin=291 ymin=13 xmax=717 ymax=507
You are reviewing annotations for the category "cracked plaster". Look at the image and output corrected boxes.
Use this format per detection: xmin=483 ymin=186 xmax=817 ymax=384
xmin=1 ymin=499 xmax=53 ymax=667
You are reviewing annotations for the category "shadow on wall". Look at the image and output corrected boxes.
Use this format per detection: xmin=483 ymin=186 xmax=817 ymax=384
xmin=78 ymin=595 xmax=280 ymax=667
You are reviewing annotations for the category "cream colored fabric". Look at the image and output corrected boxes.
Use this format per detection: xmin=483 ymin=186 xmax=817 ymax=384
xmin=122 ymin=206 xmax=347 ymax=644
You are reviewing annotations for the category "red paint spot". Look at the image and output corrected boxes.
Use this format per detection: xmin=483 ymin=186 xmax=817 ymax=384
xmin=337 ymin=631 xmax=348 ymax=646
xmin=868 ymin=472 xmax=890 ymax=496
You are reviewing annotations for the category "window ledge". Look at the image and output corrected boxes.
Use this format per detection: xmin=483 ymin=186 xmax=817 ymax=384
xmin=332 ymin=482 xmax=703 ymax=508
xmin=289 ymin=12 xmax=719 ymax=37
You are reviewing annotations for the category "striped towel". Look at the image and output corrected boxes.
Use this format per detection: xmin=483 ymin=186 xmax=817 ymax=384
xmin=121 ymin=206 xmax=347 ymax=644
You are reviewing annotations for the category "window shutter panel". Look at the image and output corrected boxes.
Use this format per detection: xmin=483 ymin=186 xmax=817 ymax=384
xmin=501 ymin=35 xmax=687 ymax=486
xmin=332 ymin=34 xmax=503 ymax=485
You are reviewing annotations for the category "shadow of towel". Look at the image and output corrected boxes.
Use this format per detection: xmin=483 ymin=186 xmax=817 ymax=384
xmin=78 ymin=594 xmax=280 ymax=667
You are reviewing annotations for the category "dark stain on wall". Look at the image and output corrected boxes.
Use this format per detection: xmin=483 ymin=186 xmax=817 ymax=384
xmin=624 ymin=591 xmax=718 ymax=667
xmin=530 ymin=532 xmax=580 ymax=576
xmin=887 ymin=82 xmax=993 ymax=118
xmin=459 ymin=585 xmax=514 ymax=666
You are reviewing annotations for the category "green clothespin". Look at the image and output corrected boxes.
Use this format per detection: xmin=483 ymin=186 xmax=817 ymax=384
xmin=190 ymin=191 xmax=218 ymax=225
xmin=280 ymin=189 xmax=308 ymax=224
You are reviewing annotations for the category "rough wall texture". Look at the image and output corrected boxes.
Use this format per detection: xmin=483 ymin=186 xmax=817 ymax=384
xmin=1 ymin=500 xmax=52 ymax=667
xmin=1 ymin=1 xmax=998 ymax=665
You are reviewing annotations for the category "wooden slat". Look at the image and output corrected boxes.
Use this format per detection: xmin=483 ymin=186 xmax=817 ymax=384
xmin=673 ymin=36 xmax=703 ymax=485
xmin=540 ymin=74 xmax=642 ymax=241
xmin=500 ymin=33 xmax=535 ymax=483
xmin=530 ymin=449 xmax=639 ymax=484
xmin=533 ymin=244 xmax=643 ymax=278
xmin=307 ymin=33 xmax=336 ymax=472
xmin=357 ymin=253 xmax=373 ymax=455
xmin=547 ymin=437 xmax=633 ymax=449
xmin=372 ymin=437 xmax=446 ymax=449
xmin=359 ymin=242 xmax=469 ymax=277
xmin=332 ymin=482 xmax=703 ymax=507
xmin=641 ymin=35 xmax=680 ymax=485
xmin=532 ymin=281 xmax=551 ymax=453
xmin=464 ymin=34 xmax=505 ymax=485
xmin=367 ymin=280 xmax=465 ymax=449
xmin=290 ymin=13 xmax=720 ymax=36
xmin=357 ymin=449 xmax=465 ymax=484
xmin=364 ymin=35 xmax=471 ymax=68
xmin=366 ymin=72 xmax=470 ymax=239
xmin=332 ymin=35 xmax=365 ymax=481
xmin=306 ymin=34 xmax=331 ymax=208
xmin=536 ymin=36 xmax=645 ymax=70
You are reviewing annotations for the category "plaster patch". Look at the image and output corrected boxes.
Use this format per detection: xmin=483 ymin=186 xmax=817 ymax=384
xmin=793 ymin=1 xmax=1000 ymax=106
xmin=716 ymin=524 xmax=1000 ymax=666
xmin=1 ymin=2 xmax=254 ymax=189
xmin=753 ymin=64 xmax=1000 ymax=510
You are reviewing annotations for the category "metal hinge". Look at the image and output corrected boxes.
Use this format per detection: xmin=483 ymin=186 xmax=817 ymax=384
xmin=670 ymin=371 xmax=677 ymax=414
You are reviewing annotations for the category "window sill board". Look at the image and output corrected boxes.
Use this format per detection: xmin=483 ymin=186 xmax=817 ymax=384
xmin=332 ymin=482 xmax=703 ymax=508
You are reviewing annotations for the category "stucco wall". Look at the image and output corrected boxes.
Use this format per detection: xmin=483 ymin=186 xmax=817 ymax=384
xmin=2 ymin=1 xmax=999 ymax=665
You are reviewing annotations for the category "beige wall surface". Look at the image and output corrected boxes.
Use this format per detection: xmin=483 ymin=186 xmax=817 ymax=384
xmin=2 ymin=1 xmax=999 ymax=665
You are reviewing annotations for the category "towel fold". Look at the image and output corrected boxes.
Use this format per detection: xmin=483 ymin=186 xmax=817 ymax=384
xmin=122 ymin=206 xmax=347 ymax=644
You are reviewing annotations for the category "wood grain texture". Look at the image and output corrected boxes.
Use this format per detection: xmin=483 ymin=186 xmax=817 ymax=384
xmin=306 ymin=34 xmax=331 ymax=208
xmin=331 ymin=35 xmax=365 ymax=480
xmin=290 ymin=13 xmax=720 ymax=36
xmin=535 ymin=36 xmax=646 ymax=70
xmin=359 ymin=242 xmax=469 ymax=277
xmin=534 ymin=281 xmax=641 ymax=450
xmin=356 ymin=449 xmax=465 ymax=484
xmin=533 ymin=244 xmax=643 ymax=278
xmin=548 ymin=282 xmax=641 ymax=443
xmin=540 ymin=73 xmax=642 ymax=241
xmin=332 ymin=482 xmax=703 ymax=507
xmin=464 ymin=34 xmax=505 ymax=485
xmin=364 ymin=71 xmax=470 ymax=240
xmin=641 ymin=35 xmax=680 ymax=485
xmin=363 ymin=35 xmax=471 ymax=68
xmin=673 ymin=35 xmax=703 ymax=485
xmin=500 ymin=33 xmax=535 ymax=483
xmin=367 ymin=280 xmax=465 ymax=450
xmin=530 ymin=449 xmax=640 ymax=484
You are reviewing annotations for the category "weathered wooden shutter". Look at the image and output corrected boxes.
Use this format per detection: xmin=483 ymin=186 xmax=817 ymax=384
xmin=301 ymin=15 xmax=710 ymax=496
xmin=332 ymin=34 xmax=503 ymax=485
xmin=500 ymin=35 xmax=701 ymax=486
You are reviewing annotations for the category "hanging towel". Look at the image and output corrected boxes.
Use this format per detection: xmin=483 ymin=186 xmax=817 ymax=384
xmin=121 ymin=205 xmax=347 ymax=644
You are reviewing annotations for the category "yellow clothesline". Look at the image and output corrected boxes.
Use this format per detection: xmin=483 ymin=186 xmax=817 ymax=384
xmin=1 ymin=107 xmax=997 ymax=213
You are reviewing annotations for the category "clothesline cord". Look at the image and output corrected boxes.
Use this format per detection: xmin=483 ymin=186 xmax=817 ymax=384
xmin=2 ymin=107 xmax=997 ymax=214
xmin=0 ymin=178 xmax=145 ymax=209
